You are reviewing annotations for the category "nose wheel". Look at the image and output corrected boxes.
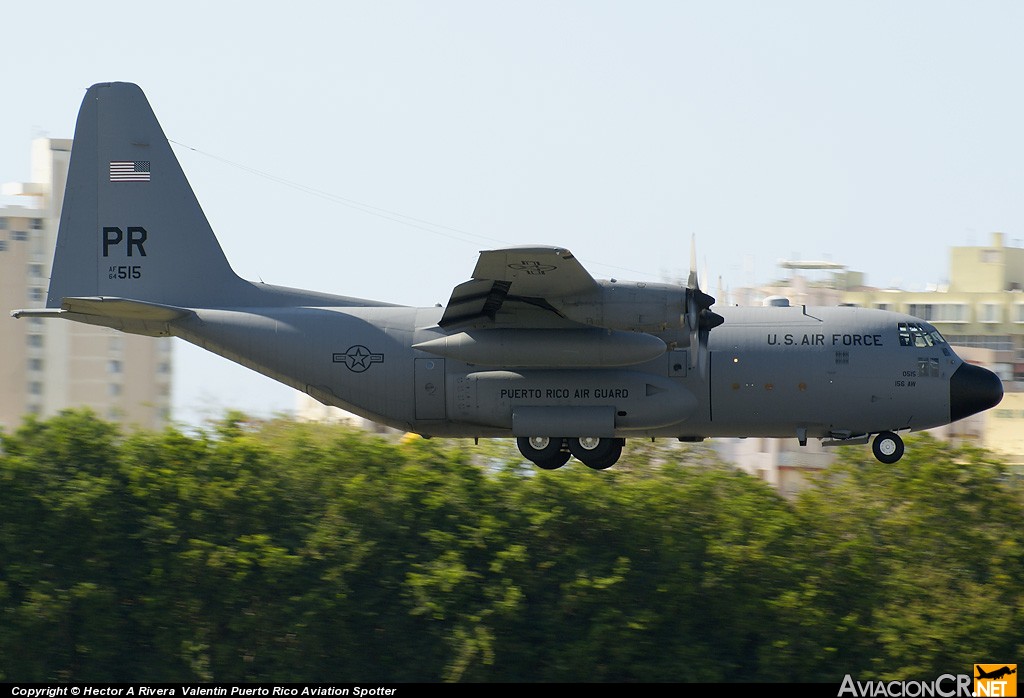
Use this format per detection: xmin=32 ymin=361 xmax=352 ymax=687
xmin=872 ymin=431 xmax=904 ymax=464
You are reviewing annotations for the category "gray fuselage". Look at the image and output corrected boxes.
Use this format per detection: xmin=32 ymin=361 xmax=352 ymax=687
xmin=171 ymin=301 xmax=961 ymax=441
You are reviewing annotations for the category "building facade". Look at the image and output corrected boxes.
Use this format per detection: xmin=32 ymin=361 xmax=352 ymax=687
xmin=1 ymin=139 xmax=172 ymax=431
xmin=844 ymin=233 xmax=1024 ymax=387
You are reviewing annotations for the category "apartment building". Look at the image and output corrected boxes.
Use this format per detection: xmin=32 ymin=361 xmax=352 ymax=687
xmin=1 ymin=139 xmax=171 ymax=431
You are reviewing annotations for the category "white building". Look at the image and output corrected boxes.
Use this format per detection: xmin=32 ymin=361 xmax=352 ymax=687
xmin=1 ymin=139 xmax=172 ymax=431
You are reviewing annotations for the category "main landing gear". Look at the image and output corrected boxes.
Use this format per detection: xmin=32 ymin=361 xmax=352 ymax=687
xmin=517 ymin=436 xmax=624 ymax=470
xmin=871 ymin=431 xmax=905 ymax=464
xmin=519 ymin=432 xmax=908 ymax=468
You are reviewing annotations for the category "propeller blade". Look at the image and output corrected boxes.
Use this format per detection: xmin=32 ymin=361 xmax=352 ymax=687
xmin=689 ymin=317 xmax=700 ymax=369
xmin=683 ymin=236 xmax=723 ymax=373
xmin=687 ymin=234 xmax=699 ymax=291
xmin=701 ymin=308 xmax=725 ymax=332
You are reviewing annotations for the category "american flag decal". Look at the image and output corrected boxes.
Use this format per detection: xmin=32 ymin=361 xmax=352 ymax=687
xmin=109 ymin=160 xmax=151 ymax=182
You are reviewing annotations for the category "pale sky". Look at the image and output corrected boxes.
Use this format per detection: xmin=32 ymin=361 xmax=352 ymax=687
xmin=3 ymin=1 xmax=1023 ymax=426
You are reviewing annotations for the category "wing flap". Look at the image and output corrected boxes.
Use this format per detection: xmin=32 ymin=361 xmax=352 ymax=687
xmin=439 ymin=279 xmax=511 ymax=328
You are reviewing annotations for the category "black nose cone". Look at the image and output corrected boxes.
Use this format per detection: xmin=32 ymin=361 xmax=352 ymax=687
xmin=950 ymin=362 xmax=1003 ymax=422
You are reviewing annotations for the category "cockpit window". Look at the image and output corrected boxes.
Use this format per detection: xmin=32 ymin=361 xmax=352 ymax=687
xmin=898 ymin=322 xmax=946 ymax=348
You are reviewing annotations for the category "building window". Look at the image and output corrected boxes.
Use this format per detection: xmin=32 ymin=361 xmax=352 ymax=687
xmin=157 ymin=362 xmax=171 ymax=374
xmin=108 ymin=383 xmax=122 ymax=397
xmin=108 ymin=359 xmax=123 ymax=374
xmin=1013 ymin=304 xmax=1024 ymax=323
xmin=11 ymin=231 xmax=28 ymax=241
xmin=29 ymin=263 xmax=44 ymax=277
xmin=28 ymin=381 xmax=43 ymax=395
xmin=0 ymin=241 xmax=6 ymax=252
xmin=30 ymin=219 xmax=43 ymax=230
xmin=28 ymin=358 xmax=43 ymax=371
xmin=28 ymin=287 xmax=45 ymax=302
xmin=979 ymin=303 xmax=1002 ymax=323
xmin=909 ymin=303 xmax=967 ymax=323
xmin=874 ymin=303 xmax=890 ymax=312
xmin=907 ymin=304 xmax=933 ymax=321
xmin=945 ymin=335 xmax=1013 ymax=351
xmin=27 ymin=334 xmax=43 ymax=348
xmin=939 ymin=304 xmax=966 ymax=322
xmin=0 ymin=218 xmax=7 ymax=230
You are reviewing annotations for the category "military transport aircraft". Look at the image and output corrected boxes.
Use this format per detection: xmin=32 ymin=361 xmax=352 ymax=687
xmin=12 ymin=83 xmax=1004 ymax=470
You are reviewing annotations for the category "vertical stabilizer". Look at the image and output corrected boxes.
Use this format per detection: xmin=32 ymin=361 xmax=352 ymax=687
xmin=47 ymin=82 xmax=250 ymax=308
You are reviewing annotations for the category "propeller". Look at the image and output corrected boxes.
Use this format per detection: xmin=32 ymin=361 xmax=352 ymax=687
xmin=684 ymin=235 xmax=724 ymax=375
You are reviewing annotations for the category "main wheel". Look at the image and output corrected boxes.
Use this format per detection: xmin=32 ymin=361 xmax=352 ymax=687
xmin=517 ymin=436 xmax=570 ymax=470
xmin=569 ymin=437 xmax=624 ymax=470
xmin=872 ymin=431 xmax=904 ymax=464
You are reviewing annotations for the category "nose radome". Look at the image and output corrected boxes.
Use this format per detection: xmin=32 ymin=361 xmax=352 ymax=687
xmin=950 ymin=363 xmax=1004 ymax=423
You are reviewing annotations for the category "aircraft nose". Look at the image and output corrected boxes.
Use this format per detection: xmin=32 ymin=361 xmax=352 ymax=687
xmin=950 ymin=362 xmax=1003 ymax=422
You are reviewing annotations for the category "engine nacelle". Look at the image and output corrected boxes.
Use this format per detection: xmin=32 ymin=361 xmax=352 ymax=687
xmin=414 ymin=327 xmax=666 ymax=368
xmin=553 ymin=280 xmax=688 ymax=333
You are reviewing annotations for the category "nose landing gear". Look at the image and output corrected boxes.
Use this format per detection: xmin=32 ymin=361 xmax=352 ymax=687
xmin=871 ymin=431 xmax=905 ymax=464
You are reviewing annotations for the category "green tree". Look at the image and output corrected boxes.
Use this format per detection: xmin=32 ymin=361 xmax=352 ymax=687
xmin=784 ymin=435 xmax=1024 ymax=680
xmin=0 ymin=411 xmax=144 ymax=681
xmin=3 ymin=414 xmax=1022 ymax=683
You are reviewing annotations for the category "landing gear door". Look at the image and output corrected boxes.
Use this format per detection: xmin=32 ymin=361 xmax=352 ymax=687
xmin=414 ymin=358 xmax=446 ymax=420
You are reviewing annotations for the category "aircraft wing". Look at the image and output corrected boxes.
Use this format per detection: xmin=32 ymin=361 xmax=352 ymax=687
xmin=439 ymin=246 xmax=599 ymax=328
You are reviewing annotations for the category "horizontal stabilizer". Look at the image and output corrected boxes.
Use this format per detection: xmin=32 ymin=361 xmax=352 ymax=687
xmin=13 ymin=296 xmax=192 ymax=336
xmin=11 ymin=308 xmax=64 ymax=320
xmin=60 ymin=296 xmax=191 ymax=321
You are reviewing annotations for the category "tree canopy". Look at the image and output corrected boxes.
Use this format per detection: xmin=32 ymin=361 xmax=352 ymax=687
xmin=1 ymin=411 xmax=1020 ymax=682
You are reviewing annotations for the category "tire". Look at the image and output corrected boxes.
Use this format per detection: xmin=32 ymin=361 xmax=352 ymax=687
xmin=517 ymin=436 xmax=569 ymax=470
xmin=569 ymin=437 xmax=624 ymax=469
xmin=872 ymin=431 xmax=904 ymax=464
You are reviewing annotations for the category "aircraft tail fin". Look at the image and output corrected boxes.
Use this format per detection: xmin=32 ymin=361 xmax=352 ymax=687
xmin=46 ymin=82 xmax=251 ymax=309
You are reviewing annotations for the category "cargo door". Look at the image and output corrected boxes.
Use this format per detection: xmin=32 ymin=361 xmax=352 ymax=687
xmin=414 ymin=358 xmax=446 ymax=420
